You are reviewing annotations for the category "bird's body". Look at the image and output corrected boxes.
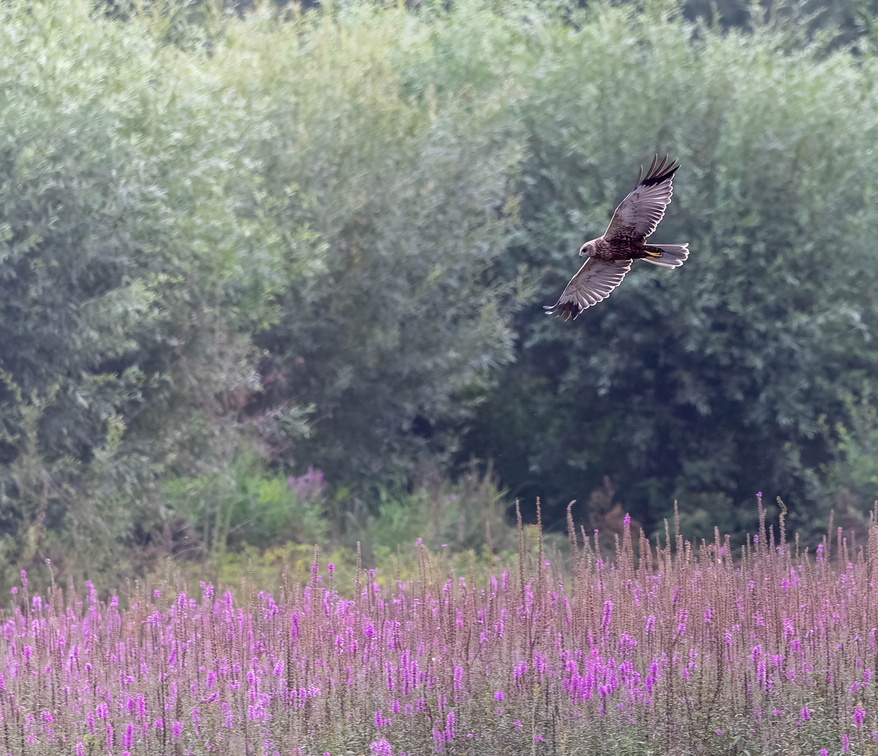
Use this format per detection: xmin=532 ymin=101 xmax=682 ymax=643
xmin=545 ymin=155 xmax=689 ymax=320
xmin=588 ymin=237 xmax=661 ymax=262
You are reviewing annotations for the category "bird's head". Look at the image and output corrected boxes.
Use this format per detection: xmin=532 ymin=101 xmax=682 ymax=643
xmin=579 ymin=241 xmax=594 ymax=258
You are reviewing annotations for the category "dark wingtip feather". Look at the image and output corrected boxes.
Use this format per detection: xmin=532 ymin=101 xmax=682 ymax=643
xmin=638 ymin=154 xmax=679 ymax=188
xmin=544 ymin=302 xmax=578 ymax=321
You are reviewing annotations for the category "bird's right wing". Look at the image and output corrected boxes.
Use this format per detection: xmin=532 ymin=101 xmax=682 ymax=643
xmin=544 ymin=258 xmax=633 ymax=320
xmin=603 ymin=154 xmax=679 ymax=242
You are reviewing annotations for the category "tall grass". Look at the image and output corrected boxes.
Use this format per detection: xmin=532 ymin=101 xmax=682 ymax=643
xmin=2 ymin=501 xmax=878 ymax=755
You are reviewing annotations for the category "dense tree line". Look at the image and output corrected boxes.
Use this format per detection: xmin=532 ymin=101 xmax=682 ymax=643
xmin=1 ymin=0 xmax=877 ymax=584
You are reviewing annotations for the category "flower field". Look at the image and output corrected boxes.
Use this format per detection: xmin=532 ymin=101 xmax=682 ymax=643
xmin=2 ymin=503 xmax=878 ymax=755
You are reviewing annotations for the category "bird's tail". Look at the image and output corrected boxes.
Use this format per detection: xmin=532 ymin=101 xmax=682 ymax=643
xmin=643 ymin=243 xmax=689 ymax=268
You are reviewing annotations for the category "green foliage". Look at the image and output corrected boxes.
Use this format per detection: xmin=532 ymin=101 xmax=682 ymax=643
xmin=222 ymin=3 xmax=524 ymax=483
xmin=149 ymin=465 xmax=535 ymax=598
xmin=0 ymin=0 xmax=314 ymax=580
xmin=0 ymin=0 xmax=524 ymax=583
xmin=683 ymin=0 xmax=878 ymax=53
xmin=462 ymin=1 xmax=878 ymax=525
xmin=161 ymin=456 xmax=328 ymax=556
xmin=821 ymin=388 xmax=878 ymax=509
xmin=4 ymin=0 xmax=878 ymax=587
xmin=342 ymin=465 xmax=518 ymax=562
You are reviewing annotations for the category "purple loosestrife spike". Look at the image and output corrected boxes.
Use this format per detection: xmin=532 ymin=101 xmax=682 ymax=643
xmin=453 ymin=665 xmax=463 ymax=690
xmin=534 ymin=652 xmax=547 ymax=673
xmin=123 ymin=722 xmax=134 ymax=748
xmin=370 ymin=739 xmax=393 ymax=756
xmin=445 ymin=711 xmax=455 ymax=739
xmin=601 ymin=600 xmax=612 ymax=630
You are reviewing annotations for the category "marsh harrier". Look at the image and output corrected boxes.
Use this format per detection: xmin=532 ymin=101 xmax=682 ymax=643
xmin=545 ymin=155 xmax=689 ymax=320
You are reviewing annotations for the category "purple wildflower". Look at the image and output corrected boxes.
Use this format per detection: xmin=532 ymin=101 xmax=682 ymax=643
xmin=370 ymin=740 xmax=393 ymax=756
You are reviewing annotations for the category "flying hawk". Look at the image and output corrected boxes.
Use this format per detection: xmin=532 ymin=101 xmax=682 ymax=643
xmin=545 ymin=155 xmax=689 ymax=320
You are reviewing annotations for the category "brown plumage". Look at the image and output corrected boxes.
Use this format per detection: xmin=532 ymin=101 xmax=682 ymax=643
xmin=545 ymin=155 xmax=689 ymax=321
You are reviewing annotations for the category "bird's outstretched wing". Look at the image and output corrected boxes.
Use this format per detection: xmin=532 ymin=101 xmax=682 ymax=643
xmin=603 ymin=154 xmax=679 ymax=242
xmin=544 ymin=258 xmax=633 ymax=320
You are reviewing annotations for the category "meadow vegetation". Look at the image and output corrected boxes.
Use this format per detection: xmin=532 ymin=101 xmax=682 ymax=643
xmin=3 ymin=503 xmax=878 ymax=755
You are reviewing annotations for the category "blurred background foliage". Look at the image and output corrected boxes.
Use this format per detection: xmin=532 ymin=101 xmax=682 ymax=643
xmin=1 ymin=0 xmax=878 ymax=590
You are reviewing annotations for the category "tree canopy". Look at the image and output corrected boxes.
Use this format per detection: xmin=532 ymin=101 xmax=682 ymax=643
xmin=2 ymin=0 xmax=878 ymax=583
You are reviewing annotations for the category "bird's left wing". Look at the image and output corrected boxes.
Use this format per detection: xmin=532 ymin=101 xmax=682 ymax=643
xmin=603 ymin=154 xmax=679 ymax=242
xmin=544 ymin=258 xmax=633 ymax=320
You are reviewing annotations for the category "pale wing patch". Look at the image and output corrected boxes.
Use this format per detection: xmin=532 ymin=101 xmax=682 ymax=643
xmin=544 ymin=259 xmax=633 ymax=320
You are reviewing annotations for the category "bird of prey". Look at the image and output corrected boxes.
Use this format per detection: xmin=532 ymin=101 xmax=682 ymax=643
xmin=545 ymin=155 xmax=689 ymax=320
